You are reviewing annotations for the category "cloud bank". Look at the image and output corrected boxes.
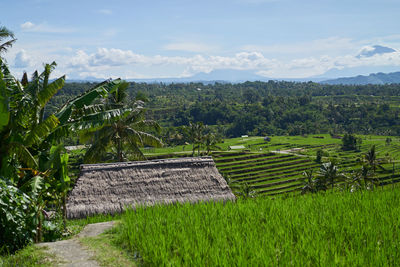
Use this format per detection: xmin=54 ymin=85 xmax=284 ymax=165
xmin=6 ymin=41 xmax=400 ymax=80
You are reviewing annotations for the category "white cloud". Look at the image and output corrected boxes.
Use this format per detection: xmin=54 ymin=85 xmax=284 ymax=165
xmin=66 ymin=48 xmax=277 ymax=78
xmin=68 ymin=48 xmax=147 ymax=68
xmin=21 ymin=21 xmax=35 ymax=30
xmin=14 ymin=50 xmax=32 ymax=68
xmin=64 ymin=45 xmax=400 ymax=79
xmin=8 ymin=41 xmax=400 ymax=80
xmin=20 ymin=21 xmax=74 ymax=33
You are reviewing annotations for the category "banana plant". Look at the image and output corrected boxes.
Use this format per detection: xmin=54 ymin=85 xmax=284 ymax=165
xmin=44 ymin=144 xmax=70 ymax=230
xmin=0 ymin=58 xmax=129 ymax=241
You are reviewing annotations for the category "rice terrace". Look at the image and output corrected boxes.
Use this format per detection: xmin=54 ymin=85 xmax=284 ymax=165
xmin=2 ymin=1 xmax=400 ymax=266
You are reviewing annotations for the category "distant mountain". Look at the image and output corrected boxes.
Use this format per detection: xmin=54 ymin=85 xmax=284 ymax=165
xmin=124 ymin=69 xmax=271 ymax=84
xmin=66 ymin=68 xmax=400 ymax=86
xmin=189 ymin=69 xmax=268 ymax=82
xmin=321 ymin=71 xmax=400 ymax=85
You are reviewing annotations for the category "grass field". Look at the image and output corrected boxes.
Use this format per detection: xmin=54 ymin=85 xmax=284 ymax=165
xmin=113 ymin=187 xmax=400 ymax=266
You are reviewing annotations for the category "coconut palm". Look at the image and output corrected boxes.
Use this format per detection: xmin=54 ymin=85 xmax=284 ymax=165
xmin=347 ymin=165 xmax=377 ymax=191
xmin=187 ymin=122 xmax=205 ymax=156
xmin=0 ymin=26 xmax=16 ymax=55
xmin=82 ymin=83 xmax=162 ymax=163
xmin=301 ymin=169 xmax=316 ymax=194
xmin=363 ymin=145 xmax=385 ymax=173
xmin=204 ymin=133 xmax=221 ymax=155
xmin=317 ymin=159 xmax=345 ymax=190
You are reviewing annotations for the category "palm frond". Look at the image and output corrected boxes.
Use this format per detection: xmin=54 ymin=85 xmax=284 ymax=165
xmin=9 ymin=142 xmax=38 ymax=168
xmin=128 ymin=129 xmax=163 ymax=148
xmin=125 ymin=139 xmax=146 ymax=160
xmin=132 ymin=120 xmax=161 ymax=132
xmin=38 ymin=75 xmax=65 ymax=108
xmin=56 ymin=79 xmax=122 ymax=124
xmin=0 ymin=26 xmax=15 ymax=39
xmin=25 ymin=114 xmax=59 ymax=146
xmin=19 ymin=175 xmax=43 ymax=199
xmin=0 ymin=39 xmax=16 ymax=53
xmin=83 ymin=135 xmax=111 ymax=163
xmin=112 ymin=80 xmax=129 ymax=104
xmin=0 ymin=70 xmax=9 ymax=131
xmin=79 ymin=108 xmax=130 ymax=123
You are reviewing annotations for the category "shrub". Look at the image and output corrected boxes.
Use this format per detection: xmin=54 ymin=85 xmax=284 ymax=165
xmin=316 ymin=149 xmax=323 ymax=163
xmin=0 ymin=179 xmax=36 ymax=254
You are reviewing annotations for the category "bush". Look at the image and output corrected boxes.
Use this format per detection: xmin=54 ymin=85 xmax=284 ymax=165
xmin=0 ymin=179 xmax=36 ymax=254
xmin=342 ymin=133 xmax=362 ymax=151
xmin=316 ymin=149 xmax=323 ymax=163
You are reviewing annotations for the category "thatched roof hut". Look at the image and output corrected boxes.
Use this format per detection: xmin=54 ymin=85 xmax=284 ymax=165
xmin=67 ymin=157 xmax=235 ymax=219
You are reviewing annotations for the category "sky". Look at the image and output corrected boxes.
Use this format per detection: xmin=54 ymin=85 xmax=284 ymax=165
xmin=2 ymin=0 xmax=400 ymax=80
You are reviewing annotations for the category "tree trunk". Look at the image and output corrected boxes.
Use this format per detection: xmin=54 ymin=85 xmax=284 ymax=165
xmin=117 ymin=139 xmax=122 ymax=162
xmin=62 ymin=194 xmax=67 ymax=231
xmin=36 ymin=211 xmax=42 ymax=243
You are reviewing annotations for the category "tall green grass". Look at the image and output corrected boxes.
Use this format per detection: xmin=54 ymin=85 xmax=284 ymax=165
xmin=115 ymin=188 xmax=400 ymax=266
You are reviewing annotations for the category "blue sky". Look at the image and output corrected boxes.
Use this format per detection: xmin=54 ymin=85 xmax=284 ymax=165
xmin=2 ymin=0 xmax=400 ymax=80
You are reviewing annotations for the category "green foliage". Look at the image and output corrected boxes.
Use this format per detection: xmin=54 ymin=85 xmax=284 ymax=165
xmin=186 ymin=121 xmax=205 ymax=156
xmin=386 ymin=137 xmax=392 ymax=146
xmin=0 ymin=179 xmax=36 ymax=253
xmin=345 ymin=165 xmax=378 ymax=191
xmin=0 ymin=52 xmax=129 ymax=250
xmin=301 ymin=169 xmax=316 ymax=194
xmin=341 ymin=133 xmax=361 ymax=151
xmin=316 ymin=148 xmax=323 ymax=163
xmin=0 ymin=25 xmax=16 ymax=55
xmin=81 ymin=83 xmax=162 ymax=163
xmin=114 ymin=189 xmax=400 ymax=266
xmin=50 ymin=80 xmax=400 ymax=138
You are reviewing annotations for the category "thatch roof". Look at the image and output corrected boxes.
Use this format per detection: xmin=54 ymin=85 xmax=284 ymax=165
xmin=66 ymin=157 xmax=235 ymax=219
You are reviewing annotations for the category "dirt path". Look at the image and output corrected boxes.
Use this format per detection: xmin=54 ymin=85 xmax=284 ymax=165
xmin=36 ymin=221 xmax=115 ymax=267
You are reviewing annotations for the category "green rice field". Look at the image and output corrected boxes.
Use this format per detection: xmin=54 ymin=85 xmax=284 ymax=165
xmin=114 ymin=187 xmax=400 ymax=266
xmin=142 ymin=134 xmax=400 ymax=196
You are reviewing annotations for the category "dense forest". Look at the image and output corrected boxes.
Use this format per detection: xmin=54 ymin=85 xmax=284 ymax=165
xmin=50 ymin=80 xmax=400 ymax=145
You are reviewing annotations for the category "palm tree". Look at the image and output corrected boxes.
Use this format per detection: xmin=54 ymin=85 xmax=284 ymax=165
xmin=203 ymin=133 xmax=221 ymax=155
xmin=318 ymin=159 xmax=345 ymax=190
xmin=0 ymin=26 xmax=16 ymax=55
xmin=187 ymin=122 xmax=205 ymax=156
xmin=301 ymin=169 xmax=316 ymax=194
xmin=364 ymin=145 xmax=381 ymax=173
xmin=347 ymin=165 xmax=377 ymax=191
xmin=82 ymin=84 xmax=162 ymax=163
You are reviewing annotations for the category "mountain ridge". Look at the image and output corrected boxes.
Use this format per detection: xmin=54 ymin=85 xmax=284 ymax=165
xmin=66 ymin=69 xmax=400 ymax=85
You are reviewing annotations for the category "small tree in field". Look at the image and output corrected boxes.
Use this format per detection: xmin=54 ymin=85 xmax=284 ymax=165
xmin=316 ymin=149 xmax=323 ymax=163
xmin=342 ymin=133 xmax=361 ymax=151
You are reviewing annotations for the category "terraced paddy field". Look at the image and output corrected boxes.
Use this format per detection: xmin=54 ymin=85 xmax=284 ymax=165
xmin=213 ymin=151 xmax=319 ymax=195
xmin=68 ymin=134 xmax=400 ymax=197
xmin=211 ymin=134 xmax=400 ymax=196
xmin=142 ymin=134 xmax=400 ymax=196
